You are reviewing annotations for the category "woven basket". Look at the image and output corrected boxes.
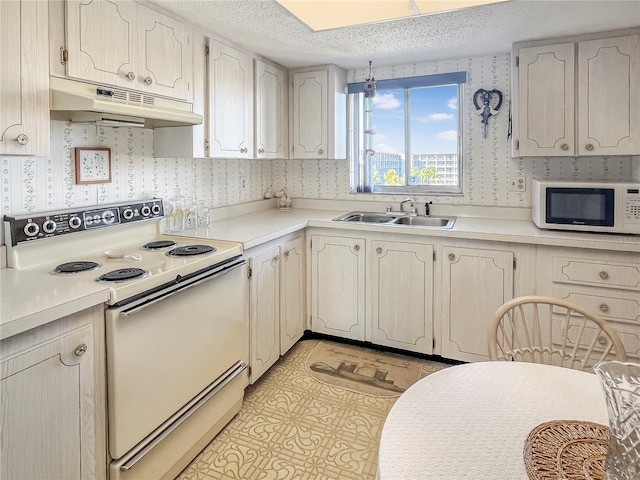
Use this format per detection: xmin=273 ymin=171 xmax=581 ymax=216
xmin=524 ymin=420 xmax=609 ymax=480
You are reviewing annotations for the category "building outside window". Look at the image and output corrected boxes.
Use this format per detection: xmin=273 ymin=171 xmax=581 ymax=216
xmin=348 ymin=72 xmax=466 ymax=195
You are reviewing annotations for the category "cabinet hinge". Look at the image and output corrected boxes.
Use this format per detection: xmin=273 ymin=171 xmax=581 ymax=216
xmin=515 ymin=56 xmax=519 ymax=67
xmin=309 ymin=239 xmax=312 ymax=250
xmin=433 ymin=337 xmax=436 ymax=349
xmin=247 ymin=267 xmax=252 ymax=278
xmin=204 ymin=139 xmax=209 ymax=151
xmin=60 ymin=47 xmax=68 ymax=65
xmin=513 ymin=258 xmax=517 ymax=270
xmin=309 ymin=315 xmax=312 ymax=327
xmin=205 ymin=44 xmax=210 ymax=56
xmin=515 ymin=139 xmax=519 ymax=150
xmin=247 ymin=366 xmax=252 ymax=377
xmin=433 ymin=251 xmax=436 ymax=261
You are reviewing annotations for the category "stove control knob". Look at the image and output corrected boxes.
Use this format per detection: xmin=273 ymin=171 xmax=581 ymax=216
xmin=122 ymin=208 xmax=134 ymax=220
xmin=24 ymin=222 xmax=39 ymax=237
xmin=69 ymin=216 xmax=82 ymax=229
xmin=141 ymin=205 xmax=151 ymax=217
xmin=42 ymin=219 xmax=57 ymax=234
xmin=93 ymin=214 xmax=101 ymax=224
xmin=151 ymin=204 xmax=161 ymax=215
xmin=102 ymin=210 xmax=116 ymax=225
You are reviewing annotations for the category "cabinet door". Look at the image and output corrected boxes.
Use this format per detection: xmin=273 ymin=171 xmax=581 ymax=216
xmin=280 ymin=237 xmax=305 ymax=355
xmin=291 ymin=70 xmax=328 ymax=159
xmin=208 ymin=39 xmax=253 ymax=158
xmin=137 ymin=4 xmax=191 ymax=101
xmin=369 ymin=240 xmax=434 ymax=354
xmin=310 ymin=235 xmax=365 ymax=341
xmin=1 ymin=325 xmax=94 ymax=480
xmin=249 ymin=247 xmax=280 ymax=382
xmin=517 ymin=43 xmax=575 ymax=156
xmin=578 ymin=35 xmax=640 ymax=156
xmin=0 ymin=0 xmax=49 ymax=156
xmin=441 ymin=246 xmax=514 ymax=362
xmin=65 ymin=0 xmax=137 ymax=89
xmin=255 ymin=60 xmax=287 ymax=159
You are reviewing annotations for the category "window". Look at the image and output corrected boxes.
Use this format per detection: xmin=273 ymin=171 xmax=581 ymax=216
xmin=348 ymin=72 xmax=466 ymax=195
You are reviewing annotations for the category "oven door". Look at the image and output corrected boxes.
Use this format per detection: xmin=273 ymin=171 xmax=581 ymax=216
xmin=105 ymin=259 xmax=248 ymax=461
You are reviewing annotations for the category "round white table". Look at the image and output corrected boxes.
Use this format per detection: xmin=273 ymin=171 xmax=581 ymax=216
xmin=377 ymin=362 xmax=608 ymax=480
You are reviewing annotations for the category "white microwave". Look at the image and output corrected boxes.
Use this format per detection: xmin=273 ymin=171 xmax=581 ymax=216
xmin=532 ymin=179 xmax=640 ymax=234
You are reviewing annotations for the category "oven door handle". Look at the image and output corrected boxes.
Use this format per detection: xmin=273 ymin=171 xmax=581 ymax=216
xmin=120 ymin=260 xmax=245 ymax=317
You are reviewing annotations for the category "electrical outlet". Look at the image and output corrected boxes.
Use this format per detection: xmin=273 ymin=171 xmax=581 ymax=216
xmin=510 ymin=177 xmax=526 ymax=192
xmin=240 ymin=176 xmax=247 ymax=190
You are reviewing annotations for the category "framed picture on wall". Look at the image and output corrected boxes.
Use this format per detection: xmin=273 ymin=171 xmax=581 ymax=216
xmin=75 ymin=147 xmax=111 ymax=184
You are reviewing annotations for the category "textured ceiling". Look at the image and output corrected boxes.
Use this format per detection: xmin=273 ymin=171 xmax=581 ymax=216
xmin=149 ymin=0 xmax=640 ymax=69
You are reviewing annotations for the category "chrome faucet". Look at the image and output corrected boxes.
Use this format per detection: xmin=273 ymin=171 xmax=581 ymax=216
xmin=386 ymin=198 xmax=417 ymax=216
xmin=400 ymin=198 xmax=414 ymax=213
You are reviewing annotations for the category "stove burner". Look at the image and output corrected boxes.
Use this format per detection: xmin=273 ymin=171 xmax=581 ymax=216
xmin=52 ymin=261 xmax=101 ymax=274
xmin=142 ymin=240 xmax=177 ymax=250
xmin=167 ymin=245 xmax=216 ymax=257
xmin=97 ymin=268 xmax=149 ymax=283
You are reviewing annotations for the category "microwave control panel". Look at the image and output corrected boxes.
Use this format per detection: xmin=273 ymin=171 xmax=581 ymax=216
xmin=623 ymin=186 xmax=640 ymax=227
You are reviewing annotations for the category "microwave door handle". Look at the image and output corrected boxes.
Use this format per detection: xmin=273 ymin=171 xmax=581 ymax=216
xmin=120 ymin=260 xmax=245 ymax=317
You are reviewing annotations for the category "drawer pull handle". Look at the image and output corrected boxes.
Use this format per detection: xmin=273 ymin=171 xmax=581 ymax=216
xmin=74 ymin=344 xmax=88 ymax=356
xmin=448 ymin=253 xmax=455 ymax=261
xmin=585 ymin=143 xmax=594 ymax=151
xmin=126 ymin=71 xmax=136 ymax=81
xmin=284 ymin=250 xmax=289 ymax=257
xmin=376 ymin=247 xmax=383 ymax=254
xmin=560 ymin=143 xmax=569 ymax=151
xmin=599 ymin=304 xmax=609 ymax=313
xmin=598 ymin=336 xmax=607 ymax=346
xmin=599 ymin=271 xmax=609 ymax=280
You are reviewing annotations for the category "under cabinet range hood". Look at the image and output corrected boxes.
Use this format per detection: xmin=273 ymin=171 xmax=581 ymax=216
xmin=49 ymin=77 xmax=203 ymax=128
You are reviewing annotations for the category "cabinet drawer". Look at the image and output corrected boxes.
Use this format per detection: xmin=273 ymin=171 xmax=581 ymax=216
xmin=552 ymin=257 xmax=640 ymax=291
xmin=554 ymin=319 xmax=640 ymax=361
xmin=552 ymin=286 xmax=640 ymax=327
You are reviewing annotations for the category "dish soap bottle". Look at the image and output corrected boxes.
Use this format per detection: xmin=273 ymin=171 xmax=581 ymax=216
xmin=167 ymin=189 xmax=185 ymax=232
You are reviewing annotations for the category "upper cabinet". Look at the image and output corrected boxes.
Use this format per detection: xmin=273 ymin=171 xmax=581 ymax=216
xmin=513 ymin=30 xmax=640 ymax=157
xmin=255 ymin=59 xmax=287 ymax=159
xmin=208 ymin=39 xmax=253 ymax=158
xmin=290 ymin=65 xmax=347 ymax=159
xmin=64 ymin=0 xmax=193 ymax=102
xmin=0 ymin=0 xmax=50 ymax=156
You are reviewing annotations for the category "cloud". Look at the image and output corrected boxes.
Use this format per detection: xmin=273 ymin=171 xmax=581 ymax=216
xmin=373 ymin=142 xmax=402 ymax=155
xmin=373 ymin=93 xmax=401 ymax=110
xmin=447 ymin=97 xmax=457 ymax=110
xmin=436 ymin=130 xmax=458 ymax=141
xmin=416 ymin=112 xmax=454 ymax=123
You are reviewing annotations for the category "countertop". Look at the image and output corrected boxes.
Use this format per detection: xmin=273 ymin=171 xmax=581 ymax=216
xmin=166 ymin=207 xmax=640 ymax=253
xmin=2 ymin=205 xmax=637 ymax=340
xmin=1 ymin=269 xmax=109 ymax=339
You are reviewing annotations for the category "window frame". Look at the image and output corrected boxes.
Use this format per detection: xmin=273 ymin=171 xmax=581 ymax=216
xmin=348 ymin=72 xmax=466 ymax=196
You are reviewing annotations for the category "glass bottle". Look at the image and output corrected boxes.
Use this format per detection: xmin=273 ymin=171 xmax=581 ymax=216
xmin=167 ymin=189 xmax=185 ymax=232
xmin=185 ymin=197 xmax=198 ymax=230
xmin=197 ymin=200 xmax=210 ymax=227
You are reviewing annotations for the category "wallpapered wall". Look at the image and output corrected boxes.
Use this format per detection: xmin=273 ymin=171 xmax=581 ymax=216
xmin=1 ymin=53 xmax=637 ymax=225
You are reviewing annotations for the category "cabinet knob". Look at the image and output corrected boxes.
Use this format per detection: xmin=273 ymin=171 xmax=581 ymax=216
xmin=240 ymin=147 xmax=247 ymax=154
xmin=560 ymin=143 xmax=569 ymax=151
xmin=354 ymin=244 xmax=360 ymax=251
xmin=598 ymin=336 xmax=608 ymax=345
xmin=16 ymin=134 xmax=29 ymax=145
xmin=585 ymin=143 xmax=594 ymax=151
xmin=599 ymin=303 xmax=609 ymax=313
xmin=448 ymin=253 xmax=456 ymax=261
xmin=284 ymin=250 xmax=289 ymax=257
xmin=74 ymin=343 xmax=88 ymax=357
xmin=126 ymin=71 xmax=136 ymax=81
xmin=144 ymin=76 xmax=153 ymax=85
xmin=599 ymin=271 xmax=609 ymax=280
xmin=258 ymin=148 xmax=264 ymax=154
xmin=376 ymin=247 xmax=383 ymax=254
xmin=317 ymin=148 xmax=324 ymax=155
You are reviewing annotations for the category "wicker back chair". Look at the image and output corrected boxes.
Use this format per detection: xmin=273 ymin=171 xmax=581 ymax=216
xmin=487 ymin=295 xmax=626 ymax=372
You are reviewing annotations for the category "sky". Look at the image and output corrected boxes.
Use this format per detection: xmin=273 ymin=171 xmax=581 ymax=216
xmin=370 ymin=84 xmax=458 ymax=156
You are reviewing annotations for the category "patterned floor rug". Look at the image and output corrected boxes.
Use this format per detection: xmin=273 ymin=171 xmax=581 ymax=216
xmin=176 ymin=339 xmax=449 ymax=480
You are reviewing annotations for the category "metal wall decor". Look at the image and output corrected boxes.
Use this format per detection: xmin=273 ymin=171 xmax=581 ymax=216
xmin=473 ymin=88 xmax=503 ymax=138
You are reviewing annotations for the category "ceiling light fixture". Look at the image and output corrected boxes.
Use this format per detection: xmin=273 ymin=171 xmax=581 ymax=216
xmin=276 ymin=0 xmax=509 ymax=32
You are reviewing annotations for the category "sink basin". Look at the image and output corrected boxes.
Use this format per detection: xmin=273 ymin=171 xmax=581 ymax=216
xmin=333 ymin=212 xmax=455 ymax=229
xmin=332 ymin=212 xmax=397 ymax=224
xmin=391 ymin=216 xmax=455 ymax=228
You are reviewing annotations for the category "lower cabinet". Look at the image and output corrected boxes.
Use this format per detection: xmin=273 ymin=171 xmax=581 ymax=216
xmin=0 ymin=305 xmax=106 ymax=480
xmin=248 ymin=234 xmax=305 ymax=382
xmin=309 ymin=232 xmax=435 ymax=354
xmin=536 ymin=247 xmax=640 ymax=362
